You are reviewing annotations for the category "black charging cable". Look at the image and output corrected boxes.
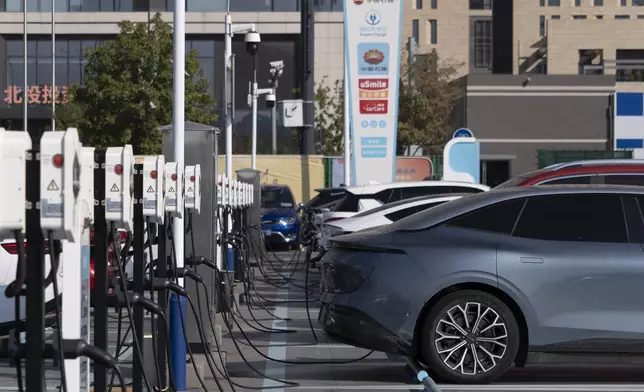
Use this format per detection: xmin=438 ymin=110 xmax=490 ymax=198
xmin=165 ymin=217 xmax=226 ymax=392
xmin=47 ymin=231 xmax=68 ymax=392
xmin=110 ymin=224 xmax=154 ymax=392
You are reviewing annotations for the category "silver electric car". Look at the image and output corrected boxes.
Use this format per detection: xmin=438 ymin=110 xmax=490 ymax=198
xmin=319 ymin=185 xmax=644 ymax=384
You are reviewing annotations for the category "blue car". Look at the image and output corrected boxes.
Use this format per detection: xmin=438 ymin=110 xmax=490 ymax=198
xmin=261 ymin=184 xmax=301 ymax=250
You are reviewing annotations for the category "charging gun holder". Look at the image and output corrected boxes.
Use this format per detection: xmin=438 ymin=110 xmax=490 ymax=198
xmin=105 ymin=145 xmax=134 ymax=232
xmin=40 ymin=127 xmax=82 ymax=242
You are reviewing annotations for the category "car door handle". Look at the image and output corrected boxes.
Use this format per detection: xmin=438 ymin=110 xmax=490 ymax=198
xmin=520 ymin=257 xmax=544 ymax=264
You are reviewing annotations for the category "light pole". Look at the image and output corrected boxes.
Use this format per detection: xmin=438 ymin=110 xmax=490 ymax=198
xmin=248 ymin=60 xmax=283 ymax=167
xmin=268 ymin=61 xmax=284 ymax=155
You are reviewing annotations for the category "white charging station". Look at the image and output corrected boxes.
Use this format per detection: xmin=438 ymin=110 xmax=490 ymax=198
xmin=164 ymin=162 xmax=183 ymax=218
xmin=142 ymin=155 xmax=165 ymax=224
xmin=184 ymin=165 xmax=201 ymax=214
xmin=40 ymin=128 xmax=82 ymax=242
xmin=0 ymin=128 xmax=31 ymax=240
xmin=105 ymin=145 xmax=134 ymax=232
xmin=61 ymin=145 xmax=94 ymax=392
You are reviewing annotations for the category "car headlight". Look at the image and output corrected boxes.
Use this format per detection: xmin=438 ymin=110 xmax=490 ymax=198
xmin=279 ymin=217 xmax=297 ymax=225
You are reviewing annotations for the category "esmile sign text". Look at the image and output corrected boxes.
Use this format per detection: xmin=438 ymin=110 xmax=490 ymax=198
xmin=344 ymin=0 xmax=403 ymax=185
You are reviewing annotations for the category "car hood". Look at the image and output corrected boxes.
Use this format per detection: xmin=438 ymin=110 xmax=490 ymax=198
xmin=261 ymin=207 xmax=295 ymax=220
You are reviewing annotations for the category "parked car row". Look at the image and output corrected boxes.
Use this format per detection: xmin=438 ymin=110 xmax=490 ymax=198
xmin=316 ymin=159 xmax=644 ymax=384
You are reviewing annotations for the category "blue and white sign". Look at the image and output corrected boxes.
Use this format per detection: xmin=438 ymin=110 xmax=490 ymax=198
xmin=443 ymin=137 xmax=480 ymax=184
xmin=614 ymin=92 xmax=644 ymax=158
xmin=453 ymin=128 xmax=474 ymax=139
xmin=345 ymin=0 xmax=403 ymax=185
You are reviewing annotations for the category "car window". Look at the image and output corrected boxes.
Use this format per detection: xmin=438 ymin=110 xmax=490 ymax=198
xmin=600 ymin=174 xmax=644 ymax=186
xmin=385 ymin=206 xmax=420 ymax=222
xmin=402 ymin=186 xmax=457 ymax=199
xmin=374 ymin=189 xmax=395 ymax=204
xmin=625 ymin=196 xmax=644 ymax=243
xmin=449 ymin=186 xmax=485 ymax=193
xmin=261 ymin=187 xmax=295 ymax=208
xmin=332 ymin=194 xmax=360 ymax=212
xmin=538 ymin=176 xmax=592 ymax=185
xmin=513 ymin=194 xmax=628 ymax=243
xmin=444 ymin=198 xmax=526 ymax=234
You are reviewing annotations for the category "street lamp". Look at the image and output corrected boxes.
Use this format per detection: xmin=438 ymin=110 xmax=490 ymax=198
xmin=223 ymin=15 xmax=260 ymax=180
xmin=247 ymin=60 xmax=283 ymax=168
xmin=268 ymin=60 xmax=284 ymax=155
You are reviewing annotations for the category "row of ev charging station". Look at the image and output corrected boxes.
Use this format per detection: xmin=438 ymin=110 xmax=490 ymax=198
xmin=0 ymin=125 xmax=259 ymax=392
xmin=0 ymin=123 xmax=431 ymax=392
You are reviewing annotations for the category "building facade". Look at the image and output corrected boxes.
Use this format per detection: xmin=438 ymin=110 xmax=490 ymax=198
xmin=0 ymin=0 xmax=345 ymax=153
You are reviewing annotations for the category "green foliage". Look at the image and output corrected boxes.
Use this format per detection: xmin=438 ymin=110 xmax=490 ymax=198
xmin=397 ymin=49 xmax=463 ymax=154
xmin=314 ymin=50 xmax=462 ymax=157
xmin=56 ymin=13 xmax=217 ymax=154
xmin=314 ymin=77 xmax=345 ymax=156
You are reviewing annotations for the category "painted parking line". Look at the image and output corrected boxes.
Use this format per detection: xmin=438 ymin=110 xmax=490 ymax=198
xmin=262 ymin=287 xmax=289 ymax=392
xmin=289 ymin=384 xmax=644 ymax=391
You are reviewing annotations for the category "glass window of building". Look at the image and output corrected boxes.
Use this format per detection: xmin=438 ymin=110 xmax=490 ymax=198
xmin=313 ymin=0 xmax=342 ymax=11
xmin=575 ymin=0 xmax=581 ymax=5
xmin=593 ymin=0 xmax=602 ymax=5
xmin=412 ymin=19 xmax=420 ymax=45
xmin=547 ymin=0 xmax=560 ymax=5
xmin=616 ymin=14 xmax=630 ymax=18
xmin=539 ymin=15 xmax=546 ymax=36
xmin=573 ymin=14 xmax=587 ymax=19
xmin=427 ymin=19 xmax=438 ymax=44
xmin=1 ymin=0 xmax=309 ymax=11
xmin=431 ymin=0 xmax=437 ymax=9
xmin=470 ymin=0 xmax=492 ymax=9
xmin=634 ymin=0 xmax=644 ymax=5
xmin=552 ymin=14 xmax=560 ymax=19
xmin=473 ymin=20 xmax=492 ymax=69
xmin=621 ymin=0 xmax=627 ymax=6
xmin=415 ymin=0 xmax=423 ymax=9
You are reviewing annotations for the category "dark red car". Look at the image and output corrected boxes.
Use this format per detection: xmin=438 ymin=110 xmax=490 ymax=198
xmin=495 ymin=160 xmax=644 ymax=188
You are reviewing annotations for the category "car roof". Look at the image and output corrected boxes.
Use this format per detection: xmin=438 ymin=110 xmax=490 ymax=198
xmin=364 ymin=193 xmax=469 ymax=210
xmin=384 ymin=184 xmax=644 ymax=232
xmin=544 ymin=159 xmax=644 ymax=170
xmin=261 ymin=184 xmax=290 ymax=191
xmin=314 ymin=187 xmax=346 ymax=192
xmin=344 ymin=181 xmax=490 ymax=195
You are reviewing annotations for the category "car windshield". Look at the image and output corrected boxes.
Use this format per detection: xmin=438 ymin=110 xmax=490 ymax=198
xmin=261 ymin=187 xmax=295 ymax=208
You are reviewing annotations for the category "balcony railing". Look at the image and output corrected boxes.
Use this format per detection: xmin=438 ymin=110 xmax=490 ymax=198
xmin=580 ymin=60 xmax=644 ymax=81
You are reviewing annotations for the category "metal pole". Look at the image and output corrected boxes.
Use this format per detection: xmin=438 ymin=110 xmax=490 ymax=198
xmin=251 ymin=83 xmax=257 ymax=169
xmin=170 ymin=0 xmax=187 ymax=387
xmin=224 ymin=13 xmax=233 ymax=180
xmin=23 ymin=0 xmax=27 ymax=133
xmin=251 ymin=55 xmax=258 ymax=169
xmin=51 ymin=0 xmax=55 ymax=131
xmin=271 ymin=86 xmax=277 ymax=155
xmin=343 ymin=68 xmax=350 ymax=186
xmin=300 ymin=0 xmax=315 ymax=154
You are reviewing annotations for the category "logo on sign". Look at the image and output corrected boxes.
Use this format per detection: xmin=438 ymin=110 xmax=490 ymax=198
xmin=361 ymin=120 xmax=369 ymax=128
xmin=453 ymin=128 xmax=474 ymax=139
xmin=365 ymin=9 xmax=381 ymax=25
xmin=359 ymin=79 xmax=389 ymax=99
xmin=358 ymin=43 xmax=390 ymax=75
xmin=353 ymin=0 xmax=364 ymax=4
xmin=360 ymin=100 xmax=388 ymax=114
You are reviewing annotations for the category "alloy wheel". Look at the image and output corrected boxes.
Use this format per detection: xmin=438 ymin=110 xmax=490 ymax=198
xmin=434 ymin=301 xmax=508 ymax=375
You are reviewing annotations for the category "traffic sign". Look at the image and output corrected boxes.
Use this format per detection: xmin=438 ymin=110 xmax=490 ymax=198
xmin=453 ymin=128 xmax=474 ymax=139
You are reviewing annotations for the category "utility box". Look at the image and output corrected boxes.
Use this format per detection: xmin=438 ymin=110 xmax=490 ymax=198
xmin=161 ymin=121 xmax=219 ymax=353
xmin=236 ymin=169 xmax=262 ymax=266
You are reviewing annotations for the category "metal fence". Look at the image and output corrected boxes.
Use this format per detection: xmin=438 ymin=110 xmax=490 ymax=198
xmin=537 ymin=150 xmax=633 ymax=169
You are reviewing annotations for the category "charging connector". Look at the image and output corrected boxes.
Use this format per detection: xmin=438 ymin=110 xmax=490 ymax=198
xmin=0 ymin=128 xmax=31 ymax=239
xmin=184 ymin=165 xmax=201 ymax=214
xmin=164 ymin=162 xmax=183 ymax=218
xmin=142 ymin=155 xmax=165 ymax=224
xmin=105 ymin=145 xmax=134 ymax=232
xmin=40 ymin=127 xmax=82 ymax=242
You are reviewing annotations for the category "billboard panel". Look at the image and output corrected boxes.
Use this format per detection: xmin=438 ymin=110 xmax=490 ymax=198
xmin=344 ymin=0 xmax=403 ymax=185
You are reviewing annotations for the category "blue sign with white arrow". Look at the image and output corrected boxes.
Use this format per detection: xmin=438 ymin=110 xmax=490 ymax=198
xmin=453 ymin=128 xmax=474 ymax=139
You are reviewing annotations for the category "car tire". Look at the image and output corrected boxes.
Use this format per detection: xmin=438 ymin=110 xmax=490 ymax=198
xmin=420 ymin=290 xmax=519 ymax=384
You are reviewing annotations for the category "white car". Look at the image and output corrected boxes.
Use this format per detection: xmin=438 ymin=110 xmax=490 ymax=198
xmin=319 ymin=181 xmax=490 ymax=250
xmin=322 ymin=194 xmax=465 ymax=242
xmin=324 ymin=193 xmax=466 ymax=242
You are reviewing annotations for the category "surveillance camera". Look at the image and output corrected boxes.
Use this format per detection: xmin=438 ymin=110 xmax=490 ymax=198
xmin=245 ymin=31 xmax=261 ymax=56
xmin=265 ymin=93 xmax=276 ymax=109
xmin=270 ymin=60 xmax=284 ymax=69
